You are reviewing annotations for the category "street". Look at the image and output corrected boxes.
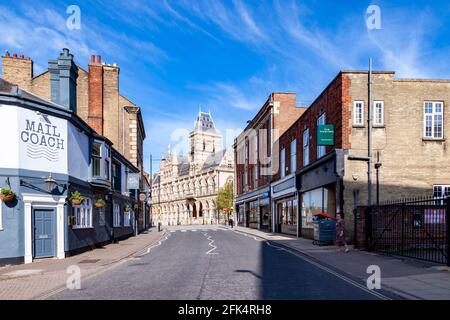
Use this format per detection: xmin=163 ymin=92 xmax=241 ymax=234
xmin=50 ymin=226 xmax=388 ymax=300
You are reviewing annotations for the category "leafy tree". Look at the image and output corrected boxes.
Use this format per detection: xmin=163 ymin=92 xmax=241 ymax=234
xmin=216 ymin=180 xmax=234 ymax=221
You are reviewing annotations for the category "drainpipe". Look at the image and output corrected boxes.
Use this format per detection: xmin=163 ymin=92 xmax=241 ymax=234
xmin=367 ymin=58 xmax=373 ymax=207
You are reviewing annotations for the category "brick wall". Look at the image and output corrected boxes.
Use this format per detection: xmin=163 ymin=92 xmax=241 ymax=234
xmin=275 ymin=75 xmax=344 ymax=181
xmin=234 ymin=93 xmax=303 ymax=196
xmin=1 ymin=52 xmax=33 ymax=91
xmin=88 ymin=55 xmax=104 ymax=134
xmin=102 ymin=65 xmax=120 ymax=148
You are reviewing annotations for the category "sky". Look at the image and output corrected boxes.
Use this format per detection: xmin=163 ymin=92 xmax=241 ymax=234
xmin=1 ymin=0 xmax=450 ymax=173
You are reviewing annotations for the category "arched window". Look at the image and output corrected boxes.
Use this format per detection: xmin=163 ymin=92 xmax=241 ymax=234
xmin=73 ymin=198 xmax=93 ymax=228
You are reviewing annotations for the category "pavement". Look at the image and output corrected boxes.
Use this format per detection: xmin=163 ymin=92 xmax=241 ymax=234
xmin=232 ymin=225 xmax=450 ymax=300
xmin=0 ymin=227 xmax=167 ymax=300
xmin=49 ymin=225 xmax=394 ymax=300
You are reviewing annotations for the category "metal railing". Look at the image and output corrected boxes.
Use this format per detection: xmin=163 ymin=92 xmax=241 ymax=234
xmin=366 ymin=196 xmax=449 ymax=265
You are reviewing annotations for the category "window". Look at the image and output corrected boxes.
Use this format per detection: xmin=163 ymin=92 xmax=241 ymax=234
xmin=353 ymin=101 xmax=364 ymax=126
xmin=433 ymin=185 xmax=450 ymax=199
xmin=317 ymin=113 xmax=326 ymax=158
xmin=373 ymin=101 xmax=384 ymax=126
xmin=290 ymin=139 xmax=297 ymax=173
xmin=113 ymin=203 xmax=121 ymax=227
xmin=280 ymin=147 xmax=286 ymax=178
xmin=303 ymin=129 xmax=309 ymax=166
xmin=73 ymin=198 xmax=93 ymax=228
xmin=92 ymin=142 xmax=102 ymax=177
xmin=112 ymin=162 xmax=121 ymax=192
xmin=124 ymin=210 xmax=131 ymax=227
xmin=244 ymin=139 xmax=249 ymax=165
xmin=104 ymin=146 xmax=110 ymax=180
xmin=424 ymin=101 xmax=444 ymax=139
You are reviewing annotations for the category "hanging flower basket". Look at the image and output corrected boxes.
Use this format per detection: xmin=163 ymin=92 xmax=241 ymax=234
xmin=0 ymin=187 xmax=15 ymax=203
xmin=95 ymin=199 xmax=106 ymax=209
xmin=124 ymin=203 xmax=132 ymax=213
xmin=69 ymin=191 xmax=85 ymax=206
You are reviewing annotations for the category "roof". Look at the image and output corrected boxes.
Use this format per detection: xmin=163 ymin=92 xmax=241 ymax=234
xmin=194 ymin=111 xmax=218 ymax=134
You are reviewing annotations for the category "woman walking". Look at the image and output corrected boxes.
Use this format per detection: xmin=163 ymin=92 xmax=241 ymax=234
xmin=335 ymin=213 xmax=349 ymax=253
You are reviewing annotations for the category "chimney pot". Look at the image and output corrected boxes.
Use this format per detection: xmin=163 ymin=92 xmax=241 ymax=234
xmin=90 ymin=54 xmax=95 ymax=64
xmin=5 ymin=51 xmax=10 ymax=57
xmin=13 ymin=53 xmax=17 ymax=58
xmin=97 ymin=55 xmax=101 ymax=64
xmin=20 ymin=53 xmax=24 ymax=59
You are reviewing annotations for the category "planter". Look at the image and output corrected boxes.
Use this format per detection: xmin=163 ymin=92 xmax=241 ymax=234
xmin=0 ymin=194 xmax=14 ymax=203
xmin=95 ymin=203 xmax=105 ymax=209
xmin=71 ymin=199 xmax=83 ymax=206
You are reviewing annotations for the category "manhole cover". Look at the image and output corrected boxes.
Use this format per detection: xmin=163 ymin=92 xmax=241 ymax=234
xmin=78 ymin=259 xmax=100 ymax=264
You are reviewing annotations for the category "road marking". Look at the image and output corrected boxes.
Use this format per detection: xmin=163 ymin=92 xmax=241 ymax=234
xmin=264 ymin=241 xmax=392 ymax=300
xmin=37 ymin=232 xmax=172 ymax=300
xmin=233 ymin=230 xmax=262 ymax=241
xmin=203 ymin=233 xmax=218 ymax=255
xmin=170 ymin=230 xmax=176 ymax=233
xmin=181 ymin=230 xmax=187 ymax=232
xmin=135 ymin=232 xmax=171 ymax=257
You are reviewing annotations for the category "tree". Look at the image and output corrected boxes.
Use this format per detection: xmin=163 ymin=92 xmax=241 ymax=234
xmin=216 ymin=180 xmax=234 ymax=222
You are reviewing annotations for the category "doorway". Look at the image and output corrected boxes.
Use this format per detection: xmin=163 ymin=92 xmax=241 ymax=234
xmin=32 ymin=208 xmax=56 ymax=259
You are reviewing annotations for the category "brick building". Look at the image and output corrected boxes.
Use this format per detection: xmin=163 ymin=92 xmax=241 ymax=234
xmin=272 ymin=70 xmax=450 ymax=239
xmin=1 ymin=50 xmax=148 ymax=231
xmin=233 ymin=93 xmax=305 ymax=230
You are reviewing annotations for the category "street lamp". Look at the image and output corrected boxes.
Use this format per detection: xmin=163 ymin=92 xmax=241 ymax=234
xmin=44 ymin=173 xmax=56 ymax=192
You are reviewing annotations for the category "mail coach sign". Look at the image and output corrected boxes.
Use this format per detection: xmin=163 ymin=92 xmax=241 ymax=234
xmin=18 ymin=108 xmax=68 ymax=173
xmin=21 ymin=116 xmax=65 ymax=161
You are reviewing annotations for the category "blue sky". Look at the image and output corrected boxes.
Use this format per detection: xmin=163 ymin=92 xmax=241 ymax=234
xmin=1 ymin=1 xmax=450 ymax=172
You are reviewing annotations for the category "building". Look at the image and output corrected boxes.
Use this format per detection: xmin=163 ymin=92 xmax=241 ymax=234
xmin=272 ymin=70 xmax=450 ymax=239
xmin=1 ymin=50 xmax=149 ymax=232
xmin=151 ymin=111 xmax=234 ymax=226
xmin=0 ymin=49 xmax=141 ymax=265
xmin=233 ymin=93 xmax=306 ymax=230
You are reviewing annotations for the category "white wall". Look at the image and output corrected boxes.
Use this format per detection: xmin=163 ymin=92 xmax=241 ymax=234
xmin=0 ymin=104 xmax=90 ymax=179
xmin=0 ymin=104 xmax=19 ymax=169
xmin=67 ymin=122 xmax=89 ymax=180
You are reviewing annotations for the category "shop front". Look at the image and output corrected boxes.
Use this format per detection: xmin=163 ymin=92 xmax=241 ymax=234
xmin=235 ymin=186 xmax=270 ymax=230
xmin=271 ymin=174 xmax=298 ymax=236
xmin=296 ymin=150 xmax=345 ymax=239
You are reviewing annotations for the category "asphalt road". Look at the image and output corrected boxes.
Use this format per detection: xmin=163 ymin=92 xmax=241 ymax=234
xmin=51 ymin=226 xmax=386 ymax=300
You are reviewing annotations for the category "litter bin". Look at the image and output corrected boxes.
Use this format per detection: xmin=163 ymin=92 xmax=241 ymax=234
xmin=312 ymin=212 xmax=336 ymax=246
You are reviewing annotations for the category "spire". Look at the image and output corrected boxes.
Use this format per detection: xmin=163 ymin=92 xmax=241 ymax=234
xmin=172 ymin=148 xmax=178 ymax=164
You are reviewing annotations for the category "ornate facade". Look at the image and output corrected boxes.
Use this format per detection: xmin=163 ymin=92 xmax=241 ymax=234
xmin=151 ymin=112 xmax=234 ymax=226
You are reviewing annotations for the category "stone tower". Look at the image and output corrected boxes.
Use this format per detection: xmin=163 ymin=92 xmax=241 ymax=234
xmin=189 ymin=111 xmax=222 ymax=167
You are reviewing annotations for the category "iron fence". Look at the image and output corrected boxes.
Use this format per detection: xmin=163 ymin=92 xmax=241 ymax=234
xmin=366 ymin=196 xmax=449 ymax=265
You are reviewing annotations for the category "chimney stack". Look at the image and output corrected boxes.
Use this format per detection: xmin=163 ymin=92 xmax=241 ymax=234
xmin=88 ymin=53 xmax=104 ymax=134
xmin=48 ymin=48 xmax=78 ymax=112
xmin=1 ymin=50 xmax=33 ymax=90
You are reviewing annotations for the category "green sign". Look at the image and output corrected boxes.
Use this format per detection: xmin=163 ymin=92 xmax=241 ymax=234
xmin=317 ymin=124 xmax=334 ymax=146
